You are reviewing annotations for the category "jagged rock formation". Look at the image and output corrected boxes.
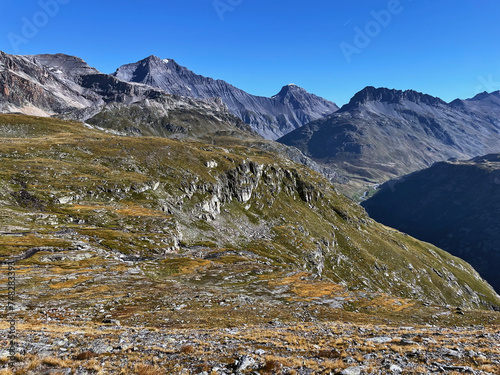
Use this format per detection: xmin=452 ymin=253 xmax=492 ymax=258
xmin=113 ymin=55 xmax=339 ymax=139
xmin=278 ymin=86 xmax=500 ymax=196
xmin=362 ymin=154 xmax=500 ymax=293
xmin=0 ymin=52 xmax=161 ymax=116
xmin=1 ymin=114 xmax=499 ymax=310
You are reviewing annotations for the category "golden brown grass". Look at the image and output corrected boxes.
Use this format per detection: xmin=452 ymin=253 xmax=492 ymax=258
xmin=134 ymin=363 xmax=163 ymax=375
xmin=49 ymin=275 xmax=92 ymax=289
xmin=180 ymin=345 xmax=195 ymax=354
xmin=262 ymin=359 xmax=282 ymax=374
xmin=41 ymin=356 xmax=71 ymax=367
xmin=74 ymin=351 xmax=98 ymax=360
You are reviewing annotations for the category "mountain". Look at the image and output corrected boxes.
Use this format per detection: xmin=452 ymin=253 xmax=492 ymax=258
xmin=0 ymin=51 xmax=163 ymax=116
xmin=1 ymin=113 xmax=499 ymax=312
xmin=278 ymin=86 xmax=500 ymax=197
xmin=0 ymin=51 xmax=257 ymax=139
xmin=362 ymin=154 xmax=500 ymax=293
xmin=0 ymin=51 xmax=347 ymax=183
xmin=112 ymin=55 xmax=339 ymax=139
xmin=450 ymin=90 xmax=500 ymax=120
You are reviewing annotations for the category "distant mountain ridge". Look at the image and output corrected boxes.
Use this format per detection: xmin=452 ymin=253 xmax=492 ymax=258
xmin=278 ymin=86 xmax=500 ymax=196
xmin=0 ymin=51 xmax=256 ymax=138
xmin=112 ymin=55 xmax=339 ymax=139
xmin=339 ymin=86 xmax=447 ymax=110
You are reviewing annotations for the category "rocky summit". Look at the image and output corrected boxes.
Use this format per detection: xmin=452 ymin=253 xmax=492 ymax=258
xmin=278 ymin=86 xmax=500 ymax=198
xmin=113 ymin=55 xmax=339 ymax=139
xmin=362 ymin=153 xmax=500 ymax=294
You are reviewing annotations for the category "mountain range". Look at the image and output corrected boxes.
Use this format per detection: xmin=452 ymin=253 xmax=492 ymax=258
xmin=2 ymin=50 xmax=500 ymax=303
xmin=278 ymin=86 xmax=500 ymax=197
xmin=0 ymin=51 xmax=338 ymax=140
xmin=112 ymin=55 xmax=339 ymax=139
xmin=362 ymin=154 xmax=500 ymax=293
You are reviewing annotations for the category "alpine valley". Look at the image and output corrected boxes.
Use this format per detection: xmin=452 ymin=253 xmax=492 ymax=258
xmin=1 ymin=51 xmax=500 ymax=374
xmin=278 ymin=87 xmax=500 ymax=197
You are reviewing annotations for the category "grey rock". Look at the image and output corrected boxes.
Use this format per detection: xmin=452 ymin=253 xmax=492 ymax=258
xmin=367 ymin=336 xmax=393 ymax=344
xmin=90 ymin=339 xmax=113 ymax=354
xmin=235 ymin=355 xmax=255 ymax=372
xmin=442 ymin=347 xmax=462 ymax=358
xmin=389 ymin=364 xmax=403 ymax=373
xmin=340 ymin=366 xmax=362 ymax=375
xmin=255 ymin=349 xmax=266 ymax=356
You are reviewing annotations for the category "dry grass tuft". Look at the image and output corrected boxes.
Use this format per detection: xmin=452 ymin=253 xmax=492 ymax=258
xmin=262 ymin=359 xmax=282 ymax=373
xmin=134 ymin=363 xmax=163 ymax=375
xmin=181 ymin=344 xmax=195 ymax=354
xmin=41 ymin=356 xmax=70 ymax=367
xmin=75 ymin=351 xmax=98 ymax=360
xmin=317 ymin=349 xmax=343 ymax=359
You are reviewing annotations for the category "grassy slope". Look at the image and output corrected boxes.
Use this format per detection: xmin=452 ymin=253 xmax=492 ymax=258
xmin=0 ymin=114 xmax=499 ymax=313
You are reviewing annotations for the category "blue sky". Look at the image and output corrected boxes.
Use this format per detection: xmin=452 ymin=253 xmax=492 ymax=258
xmin=1 ymin=0 xmax=500 ymax=106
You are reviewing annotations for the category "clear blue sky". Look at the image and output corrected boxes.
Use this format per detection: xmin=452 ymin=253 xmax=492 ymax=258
xmin=1 ymin=0 xmax=500 ymax=106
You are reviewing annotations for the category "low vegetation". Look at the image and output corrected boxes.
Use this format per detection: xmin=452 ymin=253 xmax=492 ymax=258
xmin=0 ymin=114 xmax=499 ymax=373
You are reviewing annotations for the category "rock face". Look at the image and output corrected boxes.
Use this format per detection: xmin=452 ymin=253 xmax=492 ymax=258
xmin=362 ymin=154 xmax=500 ymax=293
xmin=0 ymin=52 xmax=163 ymax=116
xmin=278 ymin=86 xmax=500 ymax=195
xmin=0 ymin=52 xmax=95 ymax=115
xmin=112 ymin=55 xmax=339 ymax=139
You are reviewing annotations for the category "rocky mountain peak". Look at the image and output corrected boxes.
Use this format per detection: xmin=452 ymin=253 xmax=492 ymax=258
xmin=32 ymin=53 xmax=99 ymax=77
xmin=273 ymin=83 xmax=308 ymax=98
xmin=113 ymin=55 xmax=181 ymax=83
xmin=469 ymin=91 xmax=500 ymax=101
xmin=340 ymin=86 xmax=446 ymax=112
xmin=141 ymin=55 xmax=178 ymax=68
